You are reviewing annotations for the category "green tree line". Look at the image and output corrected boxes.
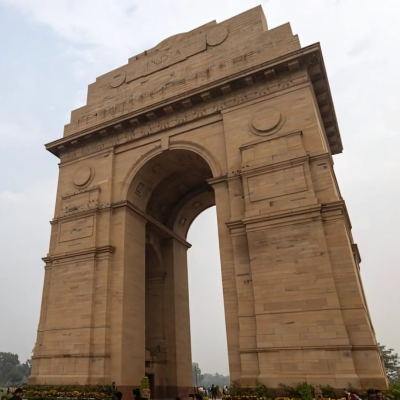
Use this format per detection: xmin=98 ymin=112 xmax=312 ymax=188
xmin=0 ymin=353 xmax=31 ymax=386
xmin=0 ymin=345 xmax=399 ymax=389
xmin=192 ymin=362 xmax=230 ymax=388
xmin=379 ymin=344 xmax=400 ymax=384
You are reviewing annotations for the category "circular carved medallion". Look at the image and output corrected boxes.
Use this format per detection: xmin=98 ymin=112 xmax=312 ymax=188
xmin=110 ymin=69 xmax=126 ymax=88
xmin=250 ymin=107 xmax=284 ymax=136
xmin=206 ymin=26 xmax=228 ymax=46
xmin=73 ymin=165 xmax=93 ymax=188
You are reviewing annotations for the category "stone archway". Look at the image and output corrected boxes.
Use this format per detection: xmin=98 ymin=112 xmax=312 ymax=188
xmin=124 ymin=149 xmax=216 ymax=399
xmin=30 ymin=6 xmax=388 ymax=399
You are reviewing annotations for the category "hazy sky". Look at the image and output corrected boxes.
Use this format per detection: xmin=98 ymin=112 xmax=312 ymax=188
xmin=1 ymin=0 xmax=399 ymax=375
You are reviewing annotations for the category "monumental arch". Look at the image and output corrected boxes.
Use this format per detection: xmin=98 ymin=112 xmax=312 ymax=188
xmin=30 ymin=6 xmax=388 ymax=399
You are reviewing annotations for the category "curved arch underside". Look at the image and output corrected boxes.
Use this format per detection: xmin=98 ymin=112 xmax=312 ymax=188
xmin=127 ymin=149 xmax=215 ymax=238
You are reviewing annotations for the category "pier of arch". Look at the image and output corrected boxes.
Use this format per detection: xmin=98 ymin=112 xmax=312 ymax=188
xmin=30 ymin=6 xmax=388 ymax=399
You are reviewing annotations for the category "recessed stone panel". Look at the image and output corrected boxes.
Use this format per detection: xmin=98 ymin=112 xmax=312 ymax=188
xmin=248 ymin=165 xmax=307 ymax=203
xmin=59 ymin=216 xmax=94 ymax=243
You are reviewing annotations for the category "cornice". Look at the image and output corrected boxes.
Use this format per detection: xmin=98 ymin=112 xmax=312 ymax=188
xmin=239 ymin=130 xmax=303 ymax=151
xmin=321 ymin=200 xmax=353 ymax=230
xmin=240 ymin=344 xmax=379 ymax=353
xmin=226 ymin=201 xmax=354 ymax=235
xmin=241 ymin=154 xmax=310 ymax=178
xmin=43 ymin=245 xmax=115 ymax=264
xmin=45 ymin=43 xmax=342 ymax=158
xmin=242 ymin=204 xmax=322 ymax=231
xmin=352 ymin=243 xmax=362 ymax=264
xmin=32 ymin=352 xmax=111 ymax=359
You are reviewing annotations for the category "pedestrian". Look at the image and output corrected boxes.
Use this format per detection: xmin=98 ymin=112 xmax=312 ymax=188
xmin=11 ymin=388 xmax=23 ymax=400
xmin=211 ymin=384 xmax=217 ymax=400
xmin=376 ymin=391 xmax=385 ymax=400
xmin=344 ymin=389 xmax=361 ymax=400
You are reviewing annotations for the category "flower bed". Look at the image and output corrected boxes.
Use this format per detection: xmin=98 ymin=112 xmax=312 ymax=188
xmin=222 ymin=397 xmax=346 ymax=400
xmin=17 ymin=386 xmax=115 ymax=400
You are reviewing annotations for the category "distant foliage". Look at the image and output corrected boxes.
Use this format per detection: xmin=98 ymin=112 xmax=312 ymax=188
xmin=379 ymin=343 xmax=400 ymax=383
xmin=390 ymin=383 xmax=400 ymax=400
xmin=192 ymin=363 xmax=230 ymax=388
xmin=0 ymin=352 xmax=31 ymax=386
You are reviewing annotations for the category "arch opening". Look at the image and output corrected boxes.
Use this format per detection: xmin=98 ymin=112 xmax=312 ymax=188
xmin=187 ymin=206 xmax=229 ymax=384
xmin=126 ymin=149 xmax=225 ymax=398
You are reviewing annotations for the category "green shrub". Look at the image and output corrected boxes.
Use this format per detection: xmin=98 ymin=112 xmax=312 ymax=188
xmin=298 ymin=382 xmax=313 ymax=400
xmin=390 ymin=383 xmax=400 ymax=400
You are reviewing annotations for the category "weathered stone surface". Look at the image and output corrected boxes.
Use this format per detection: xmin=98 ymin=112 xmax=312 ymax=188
xmin=30 ymin=6 xmax=387 ymax=399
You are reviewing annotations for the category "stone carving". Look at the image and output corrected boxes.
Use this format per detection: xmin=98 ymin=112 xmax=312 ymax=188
xmin=109 ymin=68 xmax=126 ymax=88
xmin=206 ymin=26 xmax=228 ymax=46
xmin=73 ymin=165 xmax=93 ymax=188
xmin=62 ymin=74 xmax=308 ymax=163
xmin=250 ymin=107 xmax=284 ymax=136
xmin=60 ymin=186 xmax=100 ymax=216
xmin=64 ymin=17 xmax=302 ymax=137
xmin=59 ymin=216 xmax=94 ymax=242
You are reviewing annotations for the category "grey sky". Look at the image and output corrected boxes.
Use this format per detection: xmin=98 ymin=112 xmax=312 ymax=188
xmin=0 ymin=0 xmax=399 ymax=375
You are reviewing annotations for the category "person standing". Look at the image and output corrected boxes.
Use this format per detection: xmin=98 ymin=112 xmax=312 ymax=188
xmin=344 ymin=389 xmax=361 ymax=400
xmin=211 ymin=384 xmax=217 ymax=400
xmin=11 ymin=388 xmax=23 ymax=400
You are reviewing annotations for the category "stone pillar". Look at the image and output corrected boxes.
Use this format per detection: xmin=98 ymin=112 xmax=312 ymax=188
xmin=110 ymin=206 xmax=147 ymax=395
xmin=30 ymin=245 xmax=113 ymax=385
xmin=161 ymin=237 xmax=193 ymax=400
xmin=211 ymin=180 xmax=242 ymax=383
xmin=88 ymin=247 xmax=114 ymax=384
xmin=145 ymin=237 xmax=167 ymax=394
xmin=229 ymin=227 xmax=259 ymax=387
xmin=29 ymin=262 xmax=52 ymax=384
xmin=321 ymin=203 xmax=388 ymax=388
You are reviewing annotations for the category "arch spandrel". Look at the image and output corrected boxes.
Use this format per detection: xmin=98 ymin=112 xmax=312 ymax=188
xmin=123 ymin=148 xmax=216 ymax=237
xmin=121 ymin=139 xmax=223 ymax=204
xmin=170 ymin=190 xmax=215 ymax=238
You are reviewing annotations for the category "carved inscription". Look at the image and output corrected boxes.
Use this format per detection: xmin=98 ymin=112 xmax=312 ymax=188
xmin=62 ymin=72 xmax=309 ymax=162
xmin=65 ymin=39 xmax=304 ymax=136
xmin=61 ymin=187 xmax=100 ymax=216
xmin=59 ymin=216 xmax=94 ymax=242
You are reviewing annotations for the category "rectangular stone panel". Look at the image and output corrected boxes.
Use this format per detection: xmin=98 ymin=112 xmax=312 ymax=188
xmin=255 ymin=310 xmax=349 ymax=348
xmin=247 ymin=165 xmax=307 ymax=202
xmin=59 ymin=216 xmax=94 ymax=242
xmin=46 ymin=259 xmax=95 ymax=331
xmin=240 ymin=132 xmax=307 ymax=169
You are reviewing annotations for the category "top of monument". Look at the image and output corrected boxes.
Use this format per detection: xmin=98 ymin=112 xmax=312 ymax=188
xmin=48 ymin=6 xmax=342 ymax=155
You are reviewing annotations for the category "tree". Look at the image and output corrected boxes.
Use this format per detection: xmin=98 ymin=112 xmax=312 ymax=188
xmin=192 ymin=363 xmax=202 ymax=386
xmin=0 ymin=352 xmax=32 ymax=386
xmin=379 ymin=344 xmax=400 ymax=383
xmin=191 ymin=362 xmax=230 ymax=388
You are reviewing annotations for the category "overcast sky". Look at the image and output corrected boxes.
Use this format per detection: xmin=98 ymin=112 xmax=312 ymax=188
xmin=0 ymin=0 xmax=399 ymax=375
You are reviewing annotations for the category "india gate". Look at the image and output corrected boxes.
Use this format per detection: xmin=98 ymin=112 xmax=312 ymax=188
xmin=29 ymin=6 xmax=388 ymax=399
